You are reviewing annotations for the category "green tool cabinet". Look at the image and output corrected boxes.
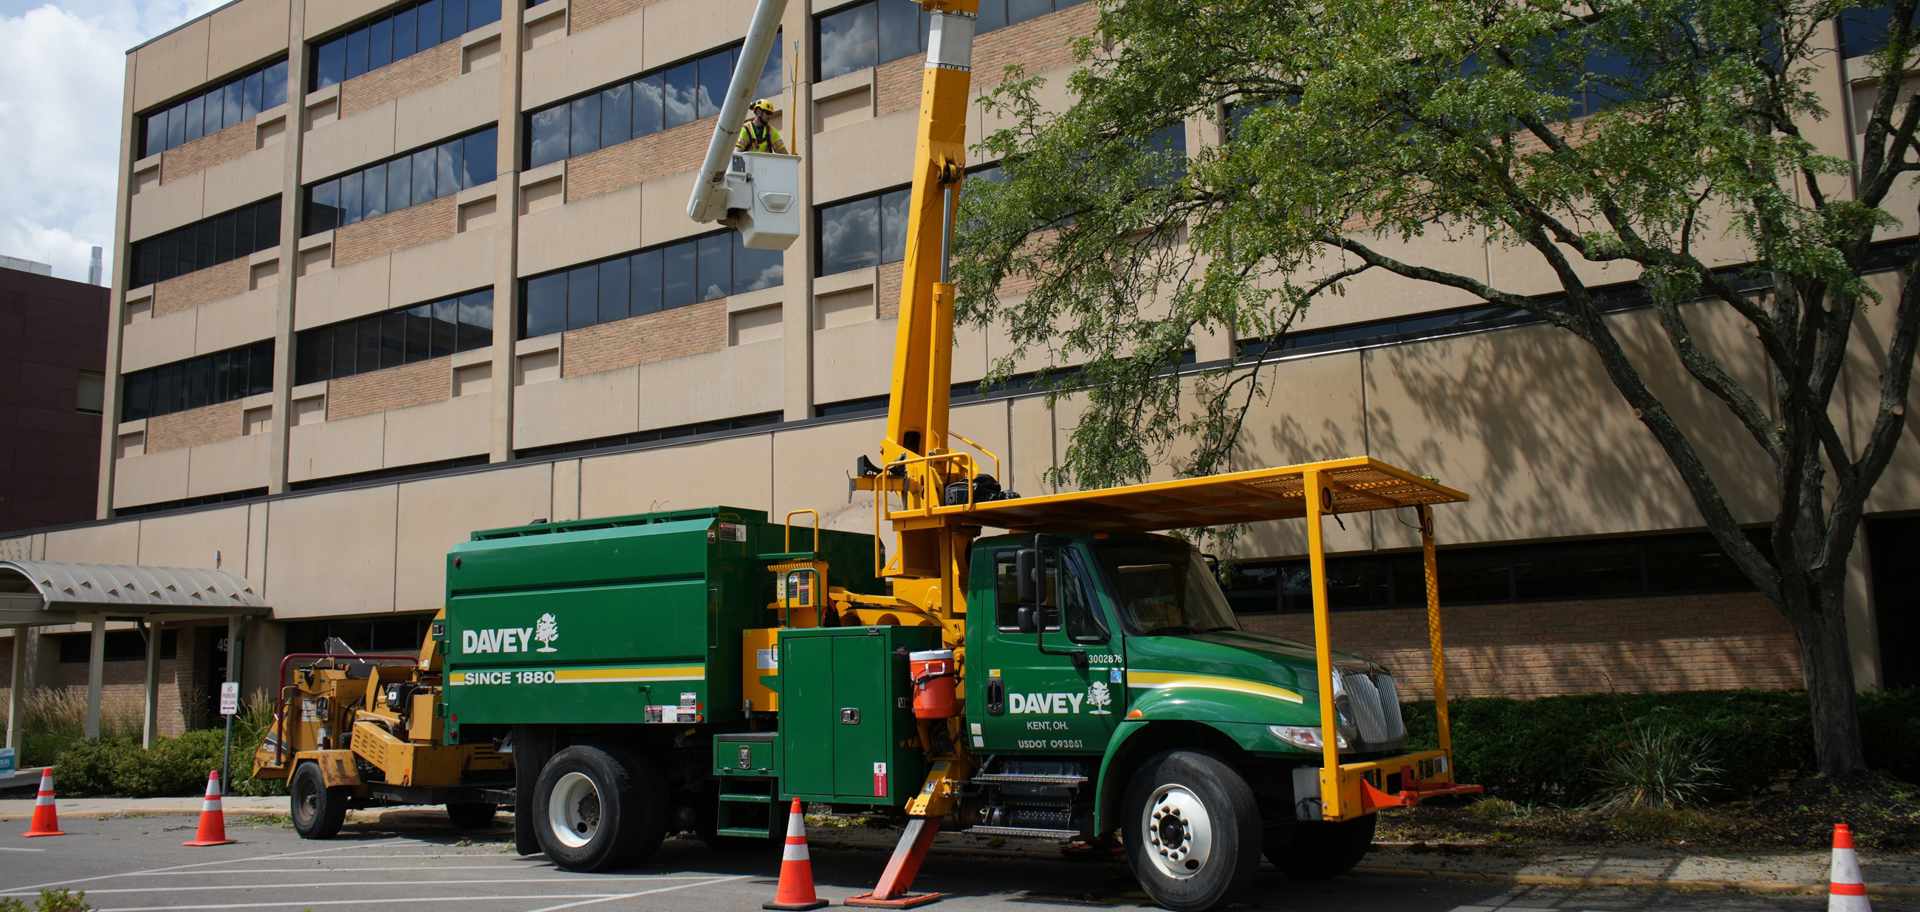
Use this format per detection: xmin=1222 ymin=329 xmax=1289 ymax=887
xmin=777 ymin=626 xmax=937 ymax=807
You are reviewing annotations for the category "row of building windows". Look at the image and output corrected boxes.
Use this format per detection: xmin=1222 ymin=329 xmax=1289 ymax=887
xmin=816 ymin=0 xmax=1087 ymax=82
xmin=141 ymin=59 xmax=289 ymax=160
xmin=294 ymin=289 xmax=494 ymax=385
xmin=520 ymin=231 xmax=781 ymax=338
xmin=525 ymin=40 xmax=782 ymax=170
xmin=304 ymin=128 xmax=496 ymax=235
xmin=128 ymin=197 xmax=281 ymax=289
xmin=1221 ymin=531 xmax=1759 ymax=615
xmin=513 ymin=412 xmax=783 ymax=460
xmin=120 ymin=340 xmax=275 ymax=422
xmin=54 ymin=630 xmax=179 ymax=663
xmin=310 ymin=0 xmax=500 ymax=90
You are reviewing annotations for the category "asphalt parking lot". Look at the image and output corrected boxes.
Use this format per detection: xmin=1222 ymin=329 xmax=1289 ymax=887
xmin=0 ymin=812 xmax=1862 ymax=912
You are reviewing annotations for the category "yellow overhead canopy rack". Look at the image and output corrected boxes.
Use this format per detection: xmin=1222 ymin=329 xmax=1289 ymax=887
xmin=922 ymin=456 xmax=1468 ymax=532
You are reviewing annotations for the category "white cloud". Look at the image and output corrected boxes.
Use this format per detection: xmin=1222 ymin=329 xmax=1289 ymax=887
xmin=0 ymin=0 xmax=223 ymax=282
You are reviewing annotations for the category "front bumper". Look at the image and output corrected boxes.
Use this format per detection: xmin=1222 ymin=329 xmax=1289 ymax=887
xmin=1291 ymin=749 xmax=1483 ymax=821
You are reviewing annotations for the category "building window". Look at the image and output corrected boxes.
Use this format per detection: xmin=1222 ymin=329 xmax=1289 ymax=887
xmin=303 ymin=128 xmax=495 ymax=235
xmin=76 ymin=370 xmax=104 ymax=415
xmin=816 ymin=187 xmax=912 ymax=276
xmin=295 ymin=289 xmax=492 ymax=385
xmin=285 ymin=615 xmax=434 ymax=654
xmin=128 ymin=197 xmax=281 ymax=288
xmin=518 ymin=232 xmax=780 ymax=338
xmin=814 ymin=0 xmax=1085 ymax=81
xmin=1839 ymin=2 xmax=1917 ymax=57
xmin=57 ymin=630 xmax=178 ymax=663
xmin=139 ymin=58 xmax=289 ymax=160
xmin=524 ymin=39 xmax=781 ymax=170
xmin=1220 ymin=531 xmax=1760 ymax=616
xmin=119 ymin=339 xmax=273 ymax=422
xmin=310 ymin=0 xmax=500 ymax=91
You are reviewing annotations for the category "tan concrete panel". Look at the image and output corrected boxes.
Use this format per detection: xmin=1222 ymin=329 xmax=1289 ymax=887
xmin=636 ymin=176 xmax=707 ymax=248
xmin=1848 ymin=272 xmax=1920 ymax=513
xmin=121 ymin=307 xmax=199 ymax=373
xmin=635 ymin=341 xmax=783 ymax=430
xmin=390 ymin=226 xmax=498 ymax=306
xmin=512 ymin=366 xmax=642 ymax=450
xmin=522 ymin=11 xmax=646 ymax=111
xmin=1365 ymin=307 xmax=1772 ymax=551
xmin=383 ymin=394 xmax=491 ymax=468
xmin=110 ymin=450 xmax=191 ymax=510
xmin=201 ymin=147 xmax=284 ymax=217
xmin=305 ymin=0 xmax=392 ymax=40
xmin=1484 ymin=230 xmax=1645 ymax=298
xmin=518 ymin=186 xmax=642 ymax=277
xmin=812 ymin=319 xmax=895 ymax=404
xmin=811 ymin=109 xmax=916 ymax=204
xmin=264 ymin=484 xmax=398 ymax=618
xmin=133 ymin=19 xmax=211 ymax=112
xmin=950 ymin=398 xmax=1013 ymax=484
xmin=1008 ymin=396 xmax=1057 ymax=498
xmin=128 ymin=170 xmax=206 ymax=242
xmin=979 ymin=63 xmax=1075 ymax=140
xmin=300 ymin=101 xmax=399 ymax=185
xmin=287 ymin=411 xmax=386 ymax=483
xmin=195 ymin=287 xmax=277 ymax=354
xmin=394 ymin=70 xmax=500 ymax=153
xmin=136 ymin=505 xmax=250 ymax=571
xmin=1221 ymin=352 xmax=1372 ymax=558
xmin=44 ymin=520 xmax=141 ymax=564
xmin=294 ymin=255 xmax=393 ymax=329
xmin=246 ymin=503 xmax=268 ymax=592
xmin=187 ymin=434 xmax=272 ymax=497
xmin=551 ymin=459 xmax=582 ymax=521
xmin=580 ymin=434 xmax=774 ymax=519
xmin=0 ymin=536 xmax=37 ymax=562
xmin=1290 ymin=229 xmax=1489 ymax=332
xmin=394 ymin=464 xmax=552 ymax=613
xmin=771 ymin=416 xmax=882 ymax=533
xmin=208 ymin=0 xmax=291 ymax=79
xmin=641 ymin=0 xmax=755 ymax=70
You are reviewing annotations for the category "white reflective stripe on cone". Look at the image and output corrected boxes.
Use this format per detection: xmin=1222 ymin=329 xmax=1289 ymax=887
xmin=202 ymin=800 xmax=221 ymax=812
xmin=786 ymin=812 xmax=805 ymax=838
xmin=1832 ymin=848 xmax=1863 ymax=885
xmin=34 ymin=794 xmax=54 ymax=807
xmin=783 ymin=841 xmax=811 ymax=862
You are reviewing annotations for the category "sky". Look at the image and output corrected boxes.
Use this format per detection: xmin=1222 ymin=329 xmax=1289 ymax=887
xmin=0 ymin=0 xmax=223 ymax=282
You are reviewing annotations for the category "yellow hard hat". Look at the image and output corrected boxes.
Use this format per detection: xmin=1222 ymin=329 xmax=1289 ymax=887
xmin=750 ymin=99 xmax=778 ymax=114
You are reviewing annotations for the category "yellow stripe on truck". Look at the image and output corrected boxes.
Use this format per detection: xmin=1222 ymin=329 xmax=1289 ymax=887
xmin=448 ymin=664 xmax=704 ymax=686
xmin=1128 ymin=671 xmax=1305 ymax=704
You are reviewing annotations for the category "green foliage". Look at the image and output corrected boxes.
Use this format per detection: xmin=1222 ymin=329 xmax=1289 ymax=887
xmin=0 ymin=890 xmax=93 ymax=912
xmin=4 ymin=689 xmax=141 ymax=767
xmin=1591 ymin=720 xmax=1724 ymax=809
xmin=1403 ymin=690 xmax=1920 ymax=806
xmin=54 ymin=726 xmax=278 ymax=798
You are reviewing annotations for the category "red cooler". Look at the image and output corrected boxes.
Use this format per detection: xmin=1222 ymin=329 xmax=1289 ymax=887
xmin=909 ymin=649 xmax=957 ymax=719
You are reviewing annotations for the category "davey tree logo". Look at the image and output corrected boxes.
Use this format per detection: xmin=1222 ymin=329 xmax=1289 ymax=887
xmin=534 ymin=613 xmax=559 ymax=653
xmin=1087 ymin=681 xmax=1112 ymax=715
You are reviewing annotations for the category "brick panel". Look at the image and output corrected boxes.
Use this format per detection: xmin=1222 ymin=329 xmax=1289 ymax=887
xmin=570 ymin=0 xmax=664 ymax=32
xmin=565 ymin=118 xmax=716 ymax=202
xmin=340 ymin=41 xmax=461 ymax=119
xmin=152 ymin=257 xmax=250 ymax=317
xmin=327 ymin=355 xmax=453 ymax=421
xmin=147 ymin=400 xmax=244 ymax=453
xmin=874 ymin=4 xmax=1098 ymax=118
xmin=1239 ymin=591 xmax=1802 ymax=700
xmin=31 ymin=627 xmax=207 ymax=736
xmin=332 ymin=195 xmax=458 ymax=268
xmin=563 ymin=299 xmax=728 ymax=377
xmin=160 ymin=121 xmax=256 ymax=184
xmin=877 ymin=260 xmax=905 ymax=319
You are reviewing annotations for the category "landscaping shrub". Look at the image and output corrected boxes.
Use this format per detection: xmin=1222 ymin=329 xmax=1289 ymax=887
xmin=1590 ymin=720 xmax=1723 ymax=809
xmin=0 ymin=890 xmax=93 ymax=912
xmin=54 ymin=727 xmax=277 ymax=798
xmin=4 ymin=690 xmax=141 ymax=767
xmin=1403 ymin=689 xmax=1918 ymax=806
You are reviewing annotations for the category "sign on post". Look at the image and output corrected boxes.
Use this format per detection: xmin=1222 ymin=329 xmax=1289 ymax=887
xmin=219 ymin=682 xmax=240 ymax=717
xmin=218 ymin=681 xmax=239 ymax=795
xmin=0 ymin=747 xmax=15 ymax=779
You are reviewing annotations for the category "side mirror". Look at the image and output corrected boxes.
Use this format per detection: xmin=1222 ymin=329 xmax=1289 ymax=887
xmin=1015 ymin=548 xmax=1039 ymax=605
xmin=1015 ymin=605 xmax=1039 ymax=634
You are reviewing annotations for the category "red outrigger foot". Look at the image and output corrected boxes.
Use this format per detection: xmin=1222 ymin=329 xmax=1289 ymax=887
xmin=845 ymin=817 xmax=946 ymax=909
xmin=1359 ymin=778 xmax=1485 ymax=812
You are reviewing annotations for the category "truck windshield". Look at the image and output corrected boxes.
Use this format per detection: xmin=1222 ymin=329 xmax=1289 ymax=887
xmin=1092 ymin=541 xmax=1239 ymax=636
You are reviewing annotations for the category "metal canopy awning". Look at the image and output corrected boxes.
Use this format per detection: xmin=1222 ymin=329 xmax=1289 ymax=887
xmin=0 ymin=561 xmax=268 ymax=750
xmin=932 ymin=456 xmax=1469 ymax=533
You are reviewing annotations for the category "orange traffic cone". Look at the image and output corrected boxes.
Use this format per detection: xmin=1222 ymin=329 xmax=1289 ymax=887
xmin=1829 ymin=823 xmax=1872 ymax=911
xmin=21 ymin=768 xmax=63 ymax=838
xmin=183 ymin=771 xmax=235 ymax=847
xmin=764 ymin=798 xmax=827 ymax=911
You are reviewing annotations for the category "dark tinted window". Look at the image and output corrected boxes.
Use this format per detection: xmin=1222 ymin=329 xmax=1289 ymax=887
xmin=663 ymin=240 xmax=696 ymax=308
xmin=393 ymin=6 xmax=418 ymax=57
xmin=119 ymin=341 xmax=275 ymax=422
xmin=433 ymin=298 xmax=459 ymax=355
xmin=599 ymin=257 xmax=630 ymax=323
xmin=567 ymin=264 xmax=599 ymax=330
xmin=524 ymin=274 xmax=568 ymax=337
xmin=663 ymin=61 xmax=699 ymax=129
xmin=877 ymin=0 xmax=923 ymax=62
xmin=734 ymin=232 xmax=783 ymax=293
xmin=523 ymin=37 xmax=775 ymax=164
xmin=570 ymin=92 xmax=601 ymax=158
xmin=406 ymin=304 xmax=433 ymax=361
xmin=303 ymin=127 xmax=494 ymax=236
xmin=697 ymin=48 xmax=733 ymax=119
xmin=529 ymin=107 xmax=568 ymax=168
xmin=309 ymin=0 xmax=478 ymax=91
xmin=518 ymin=231 xmax=762 ymax=338
xmin=463 ymin=131 xmax=496 ymax=186
xmin=290 ymin=289 xmax=490 ymax=385
xmin=130 ymin=198 xmax=282 ymax=287
xmin=601 ymin=82 xmax=632 ymax=148
xmin=818 ymin=2 xmax=878 ymax=80
xmin=697 ymin=232 xmax=731 ymax=301
xmin=458 ymin=290 xmax=493 ymax=351
xmin=631 ymin=249 xmax=663 ymax=315
xmin=817 ymin=193 xmax=881 ymax=275
xmin=368 ymin=17 xmax=393 ymax=70
xmin=634 ymin=75 xmax=665 ymax=137
xmin=363 ymin=162 xmax=388 ymax=220
xmin=346 ymin=28 xmax=370 ymax=79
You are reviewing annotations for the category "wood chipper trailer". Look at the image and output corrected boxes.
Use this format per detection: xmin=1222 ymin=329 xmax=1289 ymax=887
xmin=273 ymin=1 xmax=1483 ymax=909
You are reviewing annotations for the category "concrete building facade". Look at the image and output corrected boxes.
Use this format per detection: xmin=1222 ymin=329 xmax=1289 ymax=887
xmin=4 ymin=0 xmax=1916 ymax=734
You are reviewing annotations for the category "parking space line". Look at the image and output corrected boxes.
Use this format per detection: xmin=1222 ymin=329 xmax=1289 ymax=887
xmin=1 ymin=840 xmax=399 ymax=893
xmin=145 ymin=864 xmax=550 ymax=876
xmin=96 ymin=894 xmax=624 ymax=912
xmin=215 ymin=852 xmax=522 ymax=861
xmin=524 ymin=875 xmax=750 ymax=912
xmin=2 ymin=875 xmax=721 ymax=897
xmin=0 ymin=848 xmax=44 ymax=853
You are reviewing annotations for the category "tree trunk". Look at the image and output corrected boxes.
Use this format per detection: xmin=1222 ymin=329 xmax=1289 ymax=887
xmin=1791 ymin=583 xmax=1869 ymax=777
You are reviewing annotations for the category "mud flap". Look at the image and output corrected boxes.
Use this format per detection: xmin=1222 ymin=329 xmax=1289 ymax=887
xmin=513 ymin=726 xmax=554 ymax=856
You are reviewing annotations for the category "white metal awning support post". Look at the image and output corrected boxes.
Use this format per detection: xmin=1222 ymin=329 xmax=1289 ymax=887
xmin=142 ymin=621 xmax=161 ymax=749
xmin=6 ymin=626 xmax=24 ymax=750
xmin=85 ymin=617 xmax=105 ymax=739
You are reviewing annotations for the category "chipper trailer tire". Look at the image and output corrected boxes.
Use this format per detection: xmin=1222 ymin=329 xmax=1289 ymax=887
xmin=290 ymin=761 xmax=348 ymax=840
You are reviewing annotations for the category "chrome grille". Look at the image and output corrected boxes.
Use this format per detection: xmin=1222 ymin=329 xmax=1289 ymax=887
xmin=1340 ymin=669 xmax=1408 ymax=747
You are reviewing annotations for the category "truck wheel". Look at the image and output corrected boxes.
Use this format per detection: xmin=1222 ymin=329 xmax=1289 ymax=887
xmin=1122 ymin=751 xmax=1262 ymax=912
xmin=446 ymin=801 xmax=498 ymax=830
xmin=290 ymin=762 xmax=347 ymax=839
xmin=1269 ymin=813 xmax=1376 ymax=879
xmin=533 ymin=745 xmax=665 ymax=870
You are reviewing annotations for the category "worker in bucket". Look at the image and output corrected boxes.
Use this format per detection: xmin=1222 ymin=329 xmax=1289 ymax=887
xmin=737 ymin=99 xmax=788 ymax=154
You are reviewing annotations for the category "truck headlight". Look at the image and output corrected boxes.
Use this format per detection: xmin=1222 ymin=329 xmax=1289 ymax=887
xmin=1269 ymin=725 xmax=1348 ymax=751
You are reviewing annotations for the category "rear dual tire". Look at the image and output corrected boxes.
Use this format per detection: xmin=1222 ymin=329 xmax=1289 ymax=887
xmin=532 ymin=745 xmax=668 ymax=871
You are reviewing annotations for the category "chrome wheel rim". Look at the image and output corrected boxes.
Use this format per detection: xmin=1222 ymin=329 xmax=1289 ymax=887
xmin=548 ymin=771 xmax=603 ymax=850
xmin=1143 ymin=784 xmax=1213 ymax=880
